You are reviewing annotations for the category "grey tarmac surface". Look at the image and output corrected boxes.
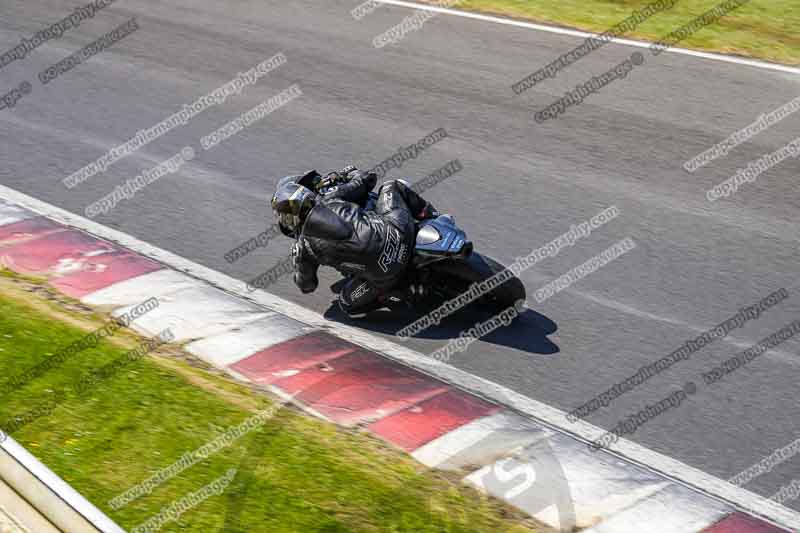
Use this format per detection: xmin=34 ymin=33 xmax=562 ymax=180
xmin=1 ymin=0 xmax=798 ymax=511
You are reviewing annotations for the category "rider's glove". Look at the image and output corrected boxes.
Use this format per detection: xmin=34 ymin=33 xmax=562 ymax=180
xmin=339 ymin=164 xmax=358 ymax=177
xmin=317 ymin=165 xmax=360 ymax=193
xmin=317 ymin=172 xmax=339 ymax=191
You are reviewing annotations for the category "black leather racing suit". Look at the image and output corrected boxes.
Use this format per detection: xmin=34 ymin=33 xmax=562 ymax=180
xmin=293 ymin=171 xmax=431 ymax=314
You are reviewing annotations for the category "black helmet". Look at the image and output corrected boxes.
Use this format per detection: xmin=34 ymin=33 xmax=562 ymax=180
xmin=271 ymin=176 xmax=317 ymax=238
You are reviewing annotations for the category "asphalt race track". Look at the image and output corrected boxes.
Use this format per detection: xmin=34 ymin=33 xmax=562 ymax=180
xmin=1 ymin=0 xmax=798 ymax=511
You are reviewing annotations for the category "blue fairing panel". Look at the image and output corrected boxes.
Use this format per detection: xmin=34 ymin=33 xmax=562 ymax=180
xmin=415 ymin=216 xmax=467 ymax=254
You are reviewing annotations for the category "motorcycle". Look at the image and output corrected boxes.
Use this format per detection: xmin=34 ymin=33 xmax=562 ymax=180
xmin=299 ymin=171 xmax=527 ymax=314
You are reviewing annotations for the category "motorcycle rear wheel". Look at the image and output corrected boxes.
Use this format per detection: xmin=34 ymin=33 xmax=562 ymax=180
xmin=427 ymin=252 xmax=526 ymax=311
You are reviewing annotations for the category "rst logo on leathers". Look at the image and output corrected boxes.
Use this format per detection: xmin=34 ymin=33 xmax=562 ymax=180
xmin=378 ymin=229 xmax=401 ymax=273
xmin=351 ymin=281 xmax=370 ymax=300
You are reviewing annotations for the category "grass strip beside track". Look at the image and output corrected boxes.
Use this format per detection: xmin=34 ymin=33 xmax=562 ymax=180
xmin=419 ymin=0 xmax=799 ymax=66
xmin=0 ymin=271 xmax=543 ymax=533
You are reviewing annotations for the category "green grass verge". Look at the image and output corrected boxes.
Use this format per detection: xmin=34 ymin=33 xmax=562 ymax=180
xmin=0 ymin=275 xmax=541 ymax=533
xmin=431 ymin=0 xmax=799 ymax=66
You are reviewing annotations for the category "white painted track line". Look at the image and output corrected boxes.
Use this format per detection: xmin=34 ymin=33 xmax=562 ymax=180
xmin=0 ymin=184 xmax=797 ymax=531
xmin=377 ymin=0 xmax=800 ymax=76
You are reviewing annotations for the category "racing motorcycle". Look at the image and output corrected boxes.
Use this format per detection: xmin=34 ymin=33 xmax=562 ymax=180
xmin=299 ymin=171 xmax=527 ymax=313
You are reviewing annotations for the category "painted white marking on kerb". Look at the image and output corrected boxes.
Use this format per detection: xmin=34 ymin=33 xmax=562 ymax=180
xmin=0 ymin=184 xmax=797 ymax=532
xmin=377 ymin=0 xmax=800 ymax=76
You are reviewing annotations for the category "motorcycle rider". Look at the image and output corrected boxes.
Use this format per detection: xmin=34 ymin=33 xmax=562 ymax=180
xmin=271 ymin=165 xmax=439 ymax=317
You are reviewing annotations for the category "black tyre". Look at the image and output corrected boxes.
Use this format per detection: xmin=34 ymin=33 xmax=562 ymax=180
xmin=428 ymin=252 xmax=526 ymax=311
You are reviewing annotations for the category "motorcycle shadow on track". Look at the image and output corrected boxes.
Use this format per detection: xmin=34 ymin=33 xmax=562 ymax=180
xmin=322 ymin=295 xmax=560 ymax=356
